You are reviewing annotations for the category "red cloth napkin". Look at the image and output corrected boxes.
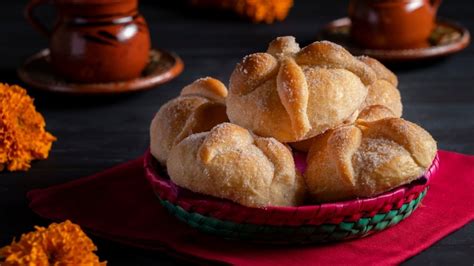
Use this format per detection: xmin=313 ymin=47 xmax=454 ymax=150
xmin=27 ymin=150 xmax=474 ymax=266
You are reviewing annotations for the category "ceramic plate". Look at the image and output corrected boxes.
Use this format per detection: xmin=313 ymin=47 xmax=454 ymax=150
xmin=318 ymin=17 xmax=470 ymax=62
xmin=18 ymin=48 xmax=184 ymax=94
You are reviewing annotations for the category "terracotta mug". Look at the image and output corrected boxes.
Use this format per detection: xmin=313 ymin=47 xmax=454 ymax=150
xmin=25 ymin=0 xmax=151 ymax=83
xmin=349 ymin=0 xmax=442 ymax=49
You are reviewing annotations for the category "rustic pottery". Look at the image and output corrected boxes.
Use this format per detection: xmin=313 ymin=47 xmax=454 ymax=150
xmin=317 ymin=17 xmax=470 ymax=62
xmin=25 ymin=0 xmax=151 ymax=83
xmin=349 ymin=0 xmax=442 ymax=49
xmin=18 ymin=49 xmax=184 ymax=94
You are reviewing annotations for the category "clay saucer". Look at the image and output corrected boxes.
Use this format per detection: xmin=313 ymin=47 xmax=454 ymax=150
xmin=318 ymin=17 xmax=470 ymax=62
xmin=18 ymin=48 xmax=184 ymax=94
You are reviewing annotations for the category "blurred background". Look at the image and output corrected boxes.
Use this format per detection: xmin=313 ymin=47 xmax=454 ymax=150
xmin=0 ymin=0 xmax=472 ymax=265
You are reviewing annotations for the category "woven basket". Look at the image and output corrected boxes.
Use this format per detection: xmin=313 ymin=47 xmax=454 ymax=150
xmin=144 ymin=150 xmax=439 ymax=244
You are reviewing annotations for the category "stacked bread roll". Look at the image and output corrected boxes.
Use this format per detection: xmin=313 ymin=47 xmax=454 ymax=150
xmin=150 ymin=36 xmax=437 ymax=207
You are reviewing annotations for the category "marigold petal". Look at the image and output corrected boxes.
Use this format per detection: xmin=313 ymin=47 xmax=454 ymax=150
xmin=0 ymin=220 xmax=106 ymax=265
xmin=191 ymin=0 xmax=293 ymax=23
xmin=0 ymin=84 xmax=56 ymax=172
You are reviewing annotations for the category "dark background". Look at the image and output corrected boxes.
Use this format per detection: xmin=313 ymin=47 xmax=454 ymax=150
xmin=1 ymin=0 xmax=473 ymax=265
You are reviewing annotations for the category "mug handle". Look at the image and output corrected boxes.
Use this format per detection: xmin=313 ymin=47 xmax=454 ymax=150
xmin=24 ymin=0 xmax=53 ymax=38
xmin=430 ymin=0 xmax=442 ymax=13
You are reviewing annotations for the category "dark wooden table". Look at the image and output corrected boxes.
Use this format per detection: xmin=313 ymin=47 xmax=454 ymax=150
xmin=1 ymin=1 xmax=472 ymax=265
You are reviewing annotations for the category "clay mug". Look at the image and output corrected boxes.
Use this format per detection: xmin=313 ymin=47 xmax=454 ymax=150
xmin=349 ymin=0 xmax=442 ymax=49
xmin=25 ymin=0 xmax=151 ymax=83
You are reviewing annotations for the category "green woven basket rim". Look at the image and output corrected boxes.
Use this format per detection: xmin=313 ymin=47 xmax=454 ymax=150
xmin=159 ymin=188 xmax=428 ymax=244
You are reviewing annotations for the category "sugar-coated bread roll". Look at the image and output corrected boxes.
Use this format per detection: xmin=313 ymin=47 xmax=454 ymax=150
xmin=150 ymin=77 xmax=229 ymax=165
xmin=356 ymin=105 xmax=397 ymax=122
xmin=358 ymin=56 xmax=398 ymax=87
xmin=227 ymin=36 xmax=376 ymax=143
xmin=167 ymin=123 xmax=306 ymax=207
xmin=305 ymin=118 xmax=437 ymax=202
xmin=358 ymin=56 xmax=403 ymax=117
xmin=290 ymin=104 xmax=397 ymax=152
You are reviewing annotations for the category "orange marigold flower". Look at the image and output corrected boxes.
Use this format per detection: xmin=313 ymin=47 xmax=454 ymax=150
xmin=0 ymin=84 xmax=56 ymax=171
xmin=0 ymin=220 xmax=106 ymax=266
xmin=190 ymin=0 xmax=293 ymax=23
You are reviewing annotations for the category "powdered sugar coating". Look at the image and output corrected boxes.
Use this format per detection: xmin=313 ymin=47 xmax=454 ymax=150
xmin=227 ymin=36 xmax=374 ymax=142
xmin=150 ymin=77 xmax=229 ymax=165
xmin=167 ymin=123 xmax=305 ymax=208
xmin=305 ymin=117 xmax=437 ymax=202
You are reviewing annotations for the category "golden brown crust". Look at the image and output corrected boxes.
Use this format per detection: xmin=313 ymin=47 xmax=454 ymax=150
xmin=167 ymin=123 xmax=306 ymax=208
xmin=357 ymin=118 xmax=437 ymax=167
xmin=363 ymin=80 xmax=403 ymax=117
xmin=267 ymin=36 xmax=300 ymax=57
xmin=305 ymin=118 xmax=437 ymax=202
xmin=290 ymin=104 xmax=396 ymax=152
xmin=357 ymin=105 xmax=397 ymax=122
xmin=357 ymin=56 xmax=402 ymax=116
xmin=227 ymin=37 xmax=373 ymax=142
xmin=175 ymin=102 xmax=228 ymax=144
xmin=180 ymin=77 xmax=228 ymax=103
xmin=277 ymin=57 xmax=310 ymax=138
xmin=288 ymin=137 xmax=315 ymax=153
xmin=150 ymin=77 xmax=229 ymax=165
xmin=231 ymin=53 xmax=279 ymax=96
xmin=357 ymin=56 xmax=398 ymax=86
xmin=295 ymin=41 xmax=377 ymax=86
